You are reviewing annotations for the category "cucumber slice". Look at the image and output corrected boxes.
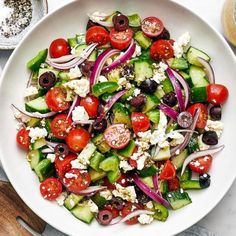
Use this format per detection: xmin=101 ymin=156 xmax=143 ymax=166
xmin=27 ymin=49 xmax=48 ymax=72
xmin=25 ymin=96 xmax=50 ymax=114
xmin=38 ymin=68 xmax=59 ymax=78
xmin=64 ymin=193 xmax=84 ymax=210
xmin=34 ymin=159 xmax=54 ymax=182
xmin=89 ymin=151 xmax=105 ymax=172
xmin=77 ymin=142 xmax=96 ymax=161
xmin=112 ymin=103 xmax=131 ymax=127
xmin=153 ymin=202 xmax=169 ymax=221
xmin=92 ymin=82 xmax=119 ymax=97
xmin=170 ymin=58 xmax=189 ymax=70
xmin=31 ymin=138 xmax=47 ymax=150
xmin=107 ymin=169 xmax=121 ymax=183
xmin=146 ymin=109 xmax=160 ymax=124
xmin=26 ymin=118 xmax=41 ymax=127
xmin=89 ymin=168 xmax=107 ymax=182
xmin=120 ymin=85 xmax=135 ymax=102
xmin=171 ymin=149 xmax=188 ymax=171
xmin=67 ymin=37 xmax=78 ymax=48
xmin=128 ymin=14 xmax=141 ymax=27
xmin=180 ymin=167 xmax=192 ymax=181
xmin=142 ymin=94 xmax=160 ymax=113
xmin=58 ymin=71 xmax=70 ymax=81
xmin=75 ymin=44 xmax=97 ymax=61
xmin=28 ymin=149 xmax=45 ymax=170
xmin=180 ymin=180 xmax=202 ymax=190
xmin=191 ymin=86 xmax=207 ymax=103
xmin=138 ymin=165 xmax=158 ymax=178
xmin=154 ymin=87 xmax=165 ymax=99
xmin=107 ymin=69 xmax=121 ymax=82
xmin=140 ymin=176 xmax=154 ymax=188
xmin=152 ymin=146 xmax=171 ymax=161
xmin=134 ymin=31 xmax=152 ymax=49
xmin=91 ymin=134 xmax=111 ymax=153
xmin=134 ymin=60 xmax=153 ymax=84
xmin=91 ymin=193 xmax=107 ymax=209
xmin=71 ymin=205 xmax=94 ymax=224
xmin=117 ymin=140 xmax=136 ymax=158
xmin=99 ymin=156 xmax=120 ymax=173
xmin=160 ymin=180 xmax=168 ymax=195
xmin=161 ymin=78 xmax=174 ymax=93
xmin=189 ymin=65 xmax=209 ymax=87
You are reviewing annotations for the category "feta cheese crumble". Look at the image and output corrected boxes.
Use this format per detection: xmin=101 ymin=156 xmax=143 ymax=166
xmin=63 ymin=78 xmax=89 ymax=97
xmin=167 ymin=131 xmax=185 ymax=146
xmin=70 ymin=159 xmax=87 ymax=170
xmin=205 ymin=120 xmax=224 ymax=138
xmin=68 ymin=66 xmax=82 ymax=79
xmin=65 ymin=172 xmax=78 ymax=179
xmin=98 ymin=75 xmax=108 ymax=83
xmin=88 ymin=11 xmax=107 ymax=23
xmin=47 ymin=154 xmax=56 ymax=163
xmin=133 ymin=88 xmax=141 ymax=97
xmin=72 ymin=106 xmax=89 ymax=122
xmin=173 ymin=32 xmax=191 ymax=58
xmin=28 ymin=127 xmax=47 ymax=143
xmin=100 ymin=190 xmax=113 ymax=200
xmin=14 ymin=110 xmax=30 ymax=123
xmin=152 ymin=62 xmax=168 ymax=84
xmin=138 ymin=214 xmax=154 ymax=225
xmin=132 ymin=43 xmax=142 ymax=58
xmin=145 ymin=201 xmax=154 ymax=209
xmin=119 ymin=160 xmax=134 ymax=172
xmin=24 ymin=86 xmax=38 ymax=97
xmin=112 ymin=184 xmax=137 ymax=203
xmin=87 ymin=199 xmax=99 ymax=213
xmin=56 ymin=192 xmax=67 ymax=206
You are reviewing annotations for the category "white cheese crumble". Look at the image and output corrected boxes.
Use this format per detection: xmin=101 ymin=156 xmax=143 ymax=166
xmin=136 ymin=153 xmax=149 ymax=170
xmin=72 ymin=106 xmax=89 ymax=122
xmin=68 ymin=66 xmax=82 ymax=79
xmin=14 ymin=110 xmax=31 ymax=123
xmin=28 ymin=127 xmax=47 ymax=143
xmin=99 ymin=190 xmax=112 ymax=200
xmin=70 ymin=159 xmax=87 ymax=170
xmin=112 ymin=184 xmax=137 ymax=203
xmin=98 ymin=75 xmax=108 ymax=83
xmin=132 ymin=43 xmax=142 ymax=58
xmin=77 ymin=34 xmax=86 ymax=45
xmin=119 ymin=160 xmax=134 ymax=172
xmin=173 ymin=32 xmax=191 ymax=58
xmin=152 ymin=62 xmax=168 ymax=84
xmin=205 ymin=120 xmax=224 ymax=138
xmin=145 ymin=201 xmax=154 ymax=209
xmin=133 ymin=88 xmax=141 ymax=97
xmin=138 ymin=214 xmax=154 ymax=225
xmin=198 ymin=134 xmax=210 ymax=151
xmin=65 ymin=173 xmax=78 ymax=179
xmin=88 ymin=11 xmax=107 ymax=23
xmin=24 ymin=86 xmax=38 ymax=97
xmin=87 ymin=199 xmax=99 ymax=213
xmin=167 ymin=131 xmax=185 ymax=146
xmin=47 ymin=154 xmax=56 ymax=163
xmin=56 ymin=192 xmax=67 ymax=206
xmin=63 ymin=78 xmax=89 ymax=97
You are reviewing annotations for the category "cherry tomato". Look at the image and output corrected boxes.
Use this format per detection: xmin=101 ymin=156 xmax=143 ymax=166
xmin=109 ymin=28 xmax=134 ymax=50
xmin=207 ymin=84 xmax=229 ymax=105
xmin=187 ymin=103 xmax=208 ymax=129
xmin=189 ymin=155 xmax=213 ymax=174
xmin=16 ymin=128 xmax=30 ymax=150
xmin=141 ymin=17 xmax=164 ymax=37
xmin=49 ymin=38 xmax=70 ymax=58
xmin=121 ymin=202 xmax=143 ymax=225
xmin=131 ymin=112 xmax=150 ymax=133
xmin=45 ymin=87 xmax=70 ymax=112
xmin=103 ymin=177 xmax=116 ymax=190
xmin=51 ymin=114 xmax=73 ymax=140
xmin=104 ymin=124 xmax=131 ymax=149
xmin=40 ymin=177 xmax=62 ymax=200
xmin=159 ymin=160 xmax=176 ymax=180
xmin=54 ymin=153 xmax=77 ymax=177
xmin=117 ymin=173 xmax=129 ymax=187
xmin=66 ymin=128 xmax=90 ymax=152
xmin=150 ymin=40 xmax=174 ymax=61
xmin=104 ymin=205 xmax=119 ymax=219
xmin=80 ymin=95 xmax=100 ymax=118
xmin=86 ymin=26 xmax=109 ymax=46
xmin=129 ymin=158 xmax=138 ymax=169
xmin=63 ymin=169 xmax=91 ymax=192
xmin=168 ymin=176 xmax=180 ymax=191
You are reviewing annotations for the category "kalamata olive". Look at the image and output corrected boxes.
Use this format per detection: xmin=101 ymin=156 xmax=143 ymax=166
xmin=177 ymin=111 xmax=193 ymax=128
xmin=93 ymin=119 xmax=107 ymax=133
xmin=130 ymin=94 xmax=146 ymax=108
xmin=86 ymin=19 xmax=99 ymax=30
xmin=39 ymin=71 xmax=56 ymax=90
xmin=112 ymin=14 xmax=129 ymax=32
xmin=140 ymin=79 xmax=158 ymax=94
xmin=80 ymin=61 xmax=94 ymax=77
xmin=202 ymin=131 xmax=218 ymax=145
xmin=121 ymin=64 xmax=134 ymax=78
xmin=156 ymin=28 xmax=170 ymax=40
xmin=162 ymin=92 xmax=177 ymax=107
xmin=199 ymin=173 xmax=211 ymax=188
xmin=210 ymin=106 xmax=222 ymax=120
xmin=137 ymin=192 xmax=151 ymax=204
xmin=54 ymin=143 xmax=69 ymax=158
xmin=97 ymin=209 xmax=113 ymax=225
xmin=110 ymin=197 xmax=124 ymax=210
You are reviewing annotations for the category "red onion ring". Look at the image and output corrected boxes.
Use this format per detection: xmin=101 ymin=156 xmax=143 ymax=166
xmin=158 ymin=103 xmax=179 ymax=121
xmin=197 ymin=57 xmax=215 ymax=84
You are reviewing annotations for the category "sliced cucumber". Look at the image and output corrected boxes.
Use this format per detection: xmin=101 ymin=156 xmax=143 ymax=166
xmin=134 ymin=31 xmax=152 ymax=49
xmin=153 ymin=202 xmax=169 ymax=221
xmin=142 ymin=94 xmax=160 ymax=113
xmin=89 ymin=168 xmax=107 ymax=182
xmin=180 ymin=167 xmax=192 ymax=181
xmin=128 ymin=14 xmax=141 ymax=27
xmin=138 ymin=165 xmax=158 ymax=178
xmin=38 ymin=68 xmax=59 ymax=78
xmin=189 ymin=65 xmax=209 ymax=87
xmin=25 ymin=96 xmax=50 ymax=114
xmin=152 ymin=146 xmax=171 ymax=161
xmin=89 ymin=151 xmax=105 ymax=172
xmin=191 ymin=86 xmax=207 ymax=103
xmin=34 ymin=159 xmax=54 ymax=182
xmin=99 ymin=156 xmax=120 ymax=173
xmin=71 ymin=205 xmax=94 ymax=224
xmin=28 ymin=149 xmax=45 ymax=170
xmin=67 ymin=37 xmax=78 ymax=48
xmin=146 ymin=109 xmax=160 ymax=124
xmin=180 ymin=180 xmax=202 ymax=190
xmin=64 ymin=193 xmax=84 ymax=210
xmin=107 ymin=69 xmax=121 ymax=82
xmin=140 ymin=176 xmax=154 ymax=188
xmin=160 ymin=180 xmax=168 ymax=195
xmin=31 ymin=138 xmax=47 ymax=150
xmin=91 ymin=193 xmax=107 ymax=209
xmin=171 ymin=149 xmax=188 ymax=171
xmin=161 ymin=78 xmax=174 ymax=93
xmin=75 ymin=44 xmax=97 ymax=61
xmin=134 ymin=60 xmax=153 ymax=84
xmin=91 ymin=134 xmax=111 ymax=154
xmin=107 ymin=169 xmax=120 ymax=183
xmin=170 ymin=58 xmax=189 ymax=70
xmin=26 ymin=118 xmax=41 ymax=127
xmin=117 ymin=140 xmax=136 ymax=158
xmin=77 ymin=142 xmax=96 ymax=161
xmin=112 ymin=103 xmax=131 ymax=127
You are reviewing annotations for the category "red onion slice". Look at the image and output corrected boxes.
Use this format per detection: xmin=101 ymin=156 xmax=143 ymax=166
xmin=66 ymin=95 xmax=81 ymax=120
xmin=181 ymin=145 xmax=225 ymax=175
xmin=48 ymin=54 xmax=79 ymax=63
xmin=197 ymin=57 xmax=215 ymax=84
xmin=152 ymin=174 xmax=161 ymax=195
xmin=72 ymin=120 xmax=95 ymax=125
xmin=41 ymin=148 xmax=54 ymax=154
xmin=46 ymin=141 xmax=60 ymax=148
xmin=159 ymin=103 xmax=179 ymax=120
xmin=69 ymin=186 xmax=107 ymax=196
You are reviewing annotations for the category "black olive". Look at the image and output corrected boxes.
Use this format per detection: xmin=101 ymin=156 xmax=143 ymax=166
xmin=121 ymin=64 xmax=134 ymax=78
xmin=140 ymin=79 xmax=158 ymax=94
xmin=210 ymin=106 xmax=222 ymax=120
xmin=54 ymin=143 xmax=69 ymax=158
xmin=112 ymin=14 xmax=129 ymax=32
xmin=156 ymin=28 xmax=170 ymax=40
xmin=177 ymin=111 xmax=193 ymax=128
xmin=86 ymin=19 xmax=99 ymax=30
xmin=80 ymin=61 xmax=94 ymax=77
xmin=162 ymin=92 xmax=177 ymax=107
xmin=199 ymin=173 xmax=211 ymax=188
xmin=97 ymin=209 xmax=113 ymax=225
xmin=130 ymin=93 xmax=146 ymax=108
xmin=110 ymin=197 xmax=124 ymax=210
xmin=39 ymin=71 xmax=56 ymax=90
xmin=202 ymin=131 xmax=218 ymax=145
xmin=93 ymin=119 xmax=107 ymax=133
xmin=137 ymin=192 xmax=151 ymax=204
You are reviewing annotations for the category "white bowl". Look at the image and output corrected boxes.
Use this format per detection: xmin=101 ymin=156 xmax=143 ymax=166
xmin=0 ymin=0 xmax=236 ymax=235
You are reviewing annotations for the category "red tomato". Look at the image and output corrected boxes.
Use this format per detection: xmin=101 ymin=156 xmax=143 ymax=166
xmin=168 ymin=176 xmax=180 ymax=191
xmin=104 ymin=205 xmax=119 ymax=219
xmin=66 ymin=128 xmax=90 ymax=152
xmin=159 ymin=160 xmax=176 ymax=180
xmin=121 ymin=202 xmax=143 ymax=225
xmin=150 ymin=40 xmax=174 ymax=61
xmin=63 ymin=169 xmax=91 ymax=192
xmin=103 ymin=177 xmax=116 ymax=190
xmin=129 ymin=158 xmax=137 ymax=169
xmin=16 ymin=128 xmax=30 ymax=150
xmin=131 ymin=112 xmax=150 ymax=133
xmin=189 ymin=155 xmax=213 ymax=174
xmin=117 ymin=173 xmax=129 ymax=187
xmin=104 ymin=124 xmax=131 ymax=149
xmin=45 ymin=87 xmax=70 ymax=112
xmin=80 ymin=95 xmax=100 ymax=118
xmin=49 ymin=38 xmax=70 ymax=58
xmin=54 ymin=153 xmax=77 ymax=177
xmin=51 ymin=114 xmax=73 ymax=139
xmin=207 ymin=84 xmax=229 ymax=105
xmin=141 ymin=17 xmax=164 ymax=37
xmin=40 ymin=177 xmax=62 ymax=200
xmin=187 ymin=103 xmax=208 ymax=129
xmin=86 ymin=26 xmax=109 ymax=46
xmin=109 ymin=28 xmax=133 ymax=50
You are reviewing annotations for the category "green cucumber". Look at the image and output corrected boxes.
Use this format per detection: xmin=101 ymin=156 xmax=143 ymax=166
xmin=154 ymin=87 xmax=165 ymax=99
xmin=134 ymin=60 xmax=153 ymax=84
xmin=146 ymin=109 xmax=160 ymax=124
xmin=171 ymin=149 xmax=188 ymax=171
xmin=67 ymin=37 xmax=78 ymax=48
xmin=120 ymin=85 xmax=135 ymax=102
xmin=180 ymin=167 xmax=192 ymax=181
xmin=31 ymin=138 xmax=47 ymax=150
xmin=99 ymin=156 xmax=120 ymax=173
xmin=187 ymin=134 xmax=200 ymax=154
xmin=26 ymin=118 xmax=41 ymax=127
xmin=134 ymin=31 xmax=152 ymax=49
xmin=38 ymin=68 xmax=59 ymax=78
xmin=117 ymin=140 xmax=136 ymax=158
xmin=89 ymin=168 xmax=107 ymax=182
xmin=75 ymin=44 xmax=97 ymax=61
xmin=153 ymin=202 xmax=169 ymax=221
xmin=71 ymin=205 xmax=94 ymax=224
xmin=138 ymin=165 xmax=158 ymax=178
xmin=27 ymin=49 xmax=48 ymax=72
xmin=170 ymin=58 xmax=189 ymax=70
xmin=160 ymin=180 xmax=168 ymax=195
xmin=142 ymin=94 xmax=160 ymax=113
xmin=107 ymin=69 xmax=121 ymax=82
xmin=64 ymin=193 xmax=84 ymax=210
xmin=140 ymin=176 xmax=154 ymax=188
xmin=180 ymin=180 xmax=202 ymax=190
xmin=189 ymin=65 xmax=209 ymax=87
xmin=34 ymin=159 xmax=54 ymax=182
xmin=58 ymin=71 xmax=70 ymax=81
xmin=92 ymin=82 xmax=119 ymax=97
xmin=77 ymin=142 xmax=96 ymax=161
xmin=152 ymin=146 xmax=171 ymax=161
xmin=91 ymin=134 xmax=111 ymax=154
xmin=25 ymin=96 xmax=50 ymax=114
xmin=191 ymin=86 xmax=207 ymax=103
xmin=112 ymin=103 xmax=131 ymax=127
xmin=91 ymin=193 xmax=107 ymax=209
xmin=161 ymin=78 xmax=174 ymax=93
xmin=107 ymin=169 xmax=121 ymax=183
xmin=28 ymin=149 xmax=45 ymax=170
xmin=89 ymin=151 xmax=105 ymax=172
xmin=128 ymin=14 xmax=141 ymax=27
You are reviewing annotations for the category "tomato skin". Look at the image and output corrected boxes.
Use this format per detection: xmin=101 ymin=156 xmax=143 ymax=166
xmin=40 ymin=177 xmax=62 ymax=200
xmin=16 ymin=128 xmax=30 ymax=150
xmin=129 ymin=158 xmax=137 ymax=169
xmin=109 ymin=28 xmax=134 ymax=50
xmin=63 ymin=169 xmax=91 ymax=192
xmin=103 ymin=177 xmax=116 ymax=190
xmin=51 ymin=114 xmax=73 ymax=139
xmin=54 ymin=153 xmax=77 ymax=177
xmin=131 ymin=112 xmax=150 ymax=133
xmin=159 ymin=160 xmax=176 ymax=180
xmin=189 ymin=155 xmax=213 ymax=174
xmin=150 ymin=40 xmax=174 ymax=61
xmin=117 ymin=173 xmax=129 ymax=187
xmin=121 ymin=202 xmax=143 ymax=225
xmin=104 ymin=205 xmax=119 ymax=219
xmin=45 ymin=87 xmax=70 ymax=112
xmin=187 ymin=103 xmax=208 ymax=129
xmin=207 ymin=84 xmax=229 ymax=105
xmin=66 ymin=128 xmax=90 ymax=152
xmin=49 ymin=38 xmax=70 ymax=58
xmin=141 ymin=17 xmax=164 ymax=37
xmin=86 ymin=26 xmax=109 ymax=46
xmin=168 ymin=176 xmax=180 ymax=191
xmin=80 ymin=95 xmax=100 ymax=118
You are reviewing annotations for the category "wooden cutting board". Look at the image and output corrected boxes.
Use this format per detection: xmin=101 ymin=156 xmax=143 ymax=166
xmin=0 ymin=180 xmax=46 ymax=236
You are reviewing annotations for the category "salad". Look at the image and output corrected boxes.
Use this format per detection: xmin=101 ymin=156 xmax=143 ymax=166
xmin=13 ymin=11 xmax=229 ymax=226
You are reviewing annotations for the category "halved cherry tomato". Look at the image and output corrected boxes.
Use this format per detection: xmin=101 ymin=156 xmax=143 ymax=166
xmin=104 ymin=124 xmax=131 ymax=149
xmin=104 ymin=205 xmax=119 ymax=219
xmin=45 ymin=87 xmax=70 ymax=112
xmin=131 ymin=112 xmax=150 ymax=133
xmin=141 ymin=17 xmax=164 ymax=37
xmin=54 ymin=153 xmax=77 ymax=177
xmin=109 ymin=28 xmax=133 ymax=50
xmin=187 ymin=103 xmax=208 ymax=129
xmin=207 ymin=84 xmax=229 ymax=105
xmin=129 ymin=158 xmax=138 ymax=169
xmin=159 ymin=160 xmax=176 ymax=180
xmin=150 ymin=39 xmax=174 ymax=61
xmin=40 ymin=177 xmax=62 ymax=200
xmin=63 ymin=169 xmax=91 ymax=192
xmin=189 ymin=155 xmax=213 ymax=174
xmin=117 ymin=173 xmax=129 ymax=187
xmin=103 ymin=177 xmax=116 ymax=190
xmin=80 ymin=95 xmax=100 ymax=118
xmin=51 ymin=114 xmax=73 ymax=139
xmin=168 ymin=176 xmax=180 ymax=191
xmin=16 ymin=127 xmax=30 ymax=150
xmin=49 ymin=38 xmax=70 ymax=58
xmin=86 ymin=26 xmax=109 ymax=46
xmin=66 ymin=128 xmax=90 ymax=152
xmin=121 ymin=202 xmax=143 ymax=225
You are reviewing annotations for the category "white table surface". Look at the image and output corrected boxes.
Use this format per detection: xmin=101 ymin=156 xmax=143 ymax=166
xmin=0 ymin=0 xmax=236 ymax=235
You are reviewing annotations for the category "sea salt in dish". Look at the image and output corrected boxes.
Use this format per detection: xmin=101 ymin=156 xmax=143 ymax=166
xmin=12 ymin=10 xmax=229 ymax=226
